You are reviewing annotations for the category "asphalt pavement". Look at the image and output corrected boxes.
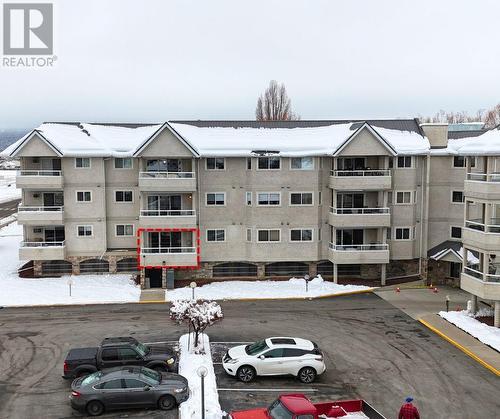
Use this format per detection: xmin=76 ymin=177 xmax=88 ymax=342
xmin=0 ymin=198 xmax=20 ymax=220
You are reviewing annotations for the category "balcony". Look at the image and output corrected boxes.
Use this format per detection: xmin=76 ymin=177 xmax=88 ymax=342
xmin=329 ymin=242 xmax=390 ymax=264
xmin=461 ymin=267 xmax=500 ymax=300
xmin=17 ymin=206 xmax=64 ymax=225
xmin=139 ymin=247 xmax=198 ymax=267
xmin=19 ymin=241 xmax=66 ymax=260
xmin=16 ymin=170 xmax=63 ymax=189
xmin=463 ymin=219 xmax=500 ymax=252
xmin=329 ymin=207 xmax=390 ymax=228
xmin=329 ymin=170 xmax=391 ymax=190
xmin=138 ymin=172 xmax=196 ymax=192
xmin=464 ymin=172 xmax=500 ymax=200
xmin=139 ymin=209 xmax=197 ymax=228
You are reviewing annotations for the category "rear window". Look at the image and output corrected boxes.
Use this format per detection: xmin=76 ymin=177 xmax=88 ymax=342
xmin=81 ymin=371 xmax=102 ymax=387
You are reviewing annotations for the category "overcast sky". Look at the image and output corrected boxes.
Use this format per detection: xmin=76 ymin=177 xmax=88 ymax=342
xmin=1 ymin=0 xmax=499 ymax=130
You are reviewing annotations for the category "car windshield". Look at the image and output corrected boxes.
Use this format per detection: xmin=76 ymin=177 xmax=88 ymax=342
xmin=132 ymin=342 xmax=150 ymax=356
xmin=81 ymin=371 xmax=103 ymax=387
xmin=268 ymin=400 xmax=293 ymax=419
xmin=139 ymin=368 xmax=161 ymax=386
xmin=245 ymin=340 xmax=269 ymax=355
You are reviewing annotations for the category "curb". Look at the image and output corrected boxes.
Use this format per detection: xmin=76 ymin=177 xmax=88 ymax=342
xmin=418 ymin=318 xmax=500 ymax=377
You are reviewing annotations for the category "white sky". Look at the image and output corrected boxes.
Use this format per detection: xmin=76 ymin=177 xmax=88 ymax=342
xmin=1 ymin=0 xmax=499 ymax=129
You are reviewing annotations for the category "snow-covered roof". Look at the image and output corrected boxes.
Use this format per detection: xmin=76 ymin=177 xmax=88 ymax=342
xmin=431 ymin=127 xmax=500 ymax=156
xmin=2 ymin=120 xmax=431 ymax=158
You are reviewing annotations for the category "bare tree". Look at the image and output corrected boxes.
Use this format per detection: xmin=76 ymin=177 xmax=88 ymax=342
xmin=420 ymin=103 xmax=500 ymax=127
xmin=170 ymin=300 xmax=223 ymax=352
xmin=255 ymin=80 xmax=300 ymax=121
xmin=484 ymin=103 xmax=500 ymax=128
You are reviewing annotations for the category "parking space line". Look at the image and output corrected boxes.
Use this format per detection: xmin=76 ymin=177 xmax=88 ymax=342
xmin=218 ymin=388 xmax=318 ymax=392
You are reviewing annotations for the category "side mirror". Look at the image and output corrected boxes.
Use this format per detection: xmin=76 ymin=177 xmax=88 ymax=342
xmin=143 ymin=386 xmax=150 ymax=391
xmin=259 ymin=355 xmax=265 ymax=360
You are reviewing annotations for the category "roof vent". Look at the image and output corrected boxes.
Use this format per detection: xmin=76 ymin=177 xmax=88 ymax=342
xmin=251 ymin=150 xmax=280 ymax=156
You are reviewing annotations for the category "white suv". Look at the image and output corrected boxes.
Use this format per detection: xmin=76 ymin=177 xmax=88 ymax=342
xmin=222 ymin=337 xmax=326 ymax=383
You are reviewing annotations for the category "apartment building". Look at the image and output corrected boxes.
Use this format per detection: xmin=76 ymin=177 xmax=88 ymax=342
xmin=2 ymin=119 xmax=499 ymax=326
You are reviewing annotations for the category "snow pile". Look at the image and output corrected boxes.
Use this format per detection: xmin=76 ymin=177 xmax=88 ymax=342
xmin=0 ymin=222 xmax=141 ymax=307
xmin=178 ymin=333 xmax=222 ymax=419
xmin=166 ymin=275 xmax=371 ymax=301
xmin=439 ymin=310 xmax=500 ymax=352
xmin=447 ymin=127 xmax=500 ymax=155
xmin=0 ymin=169 xmax=21 ymax=204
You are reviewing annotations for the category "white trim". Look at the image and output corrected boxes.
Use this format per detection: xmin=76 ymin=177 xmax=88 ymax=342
xmin=114 ymin=190 xmax=134 ymax=203
xmin=394 ymin=226 xmax=413 ymax=241
xmin=115 ymin=224 xmax=135 ymax=237
xmin=452 ymin=155 xmax=466 ymax=168
xmin=450 ymin=225 xmax=463 ymax=240
xmin=394 ymin=190 xmax=414 ymax=205
xmin=76 ymin=225 xmax=93 ymax=237
xmin=205 ymin=192 xmax=226 ymax=206
xmin=257 ymin=228 xmax=281 ymax=243
xmin=205 ymin=157 xmax=226 ymax=171
xmin=256 ymin=156 xmax=281 ymax=171
xmin=75 ymin=157 xmax=91 ymax=169
xmin=333 ymin=123 xmax=397 ymax=157
xmin=289 ymin=228 xmax=314 ymax=242
xmin=289 ymin=157 xmax=315 ymax=171
xmin=114 ymin=157 xmax=133 ymax=169
xmin=257 ymin=191 xmax=281 ymax=206
xmin=451 ymin=190 xmax=465 ymax=204
xmin=206 ymin=228 xmax=226 ymax=242
xmin=289 ymin=191 xmax=314 ymax=206
xmin=8 ymin=130 xmax=63 ymax=157
xmin=75 ymin=190 xmax=92 ymax=203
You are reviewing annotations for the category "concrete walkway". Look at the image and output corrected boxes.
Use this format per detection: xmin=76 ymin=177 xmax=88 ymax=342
xmin=139 ymin=289 xmax=165 ymax=302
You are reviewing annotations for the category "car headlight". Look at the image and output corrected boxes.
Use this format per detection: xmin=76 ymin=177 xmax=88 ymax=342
xmin=226 ymin=358 xmax=239 ymax=364
xmin=166 ymin=358 xmax=175 ymax=365
xmin=174 ymin=386 xmax=187 ymax=393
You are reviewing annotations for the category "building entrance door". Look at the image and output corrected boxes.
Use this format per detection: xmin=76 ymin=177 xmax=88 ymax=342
xmin=146 ymin=268 xmax=162 ymax=288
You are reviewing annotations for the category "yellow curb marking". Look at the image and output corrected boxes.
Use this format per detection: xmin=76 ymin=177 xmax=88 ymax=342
xmin=418 ymin=318 xmax=500 ymax=377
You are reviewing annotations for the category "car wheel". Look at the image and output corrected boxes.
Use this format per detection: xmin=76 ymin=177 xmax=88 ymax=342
xmin=86 ymin=400 xmax=104 ymax=416
xmin=158 ymin=395 xmax=176 ymax=411
xmin=236 ymin=366 xmax=256 ymax=383
xmin=298 ymin=367 xmax=317 ymax=383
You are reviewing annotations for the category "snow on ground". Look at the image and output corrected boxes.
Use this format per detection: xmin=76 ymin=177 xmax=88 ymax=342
xmin=439 ymin=310 xmax=500 ymax=352
xmin=166 ymin=276 xmax=371 ymax=301
xmin=178 ymin=333 xmax=222 ymax=419
xmin=0 ymin=222 xmax=140 ymax=307
xmin=0 ymin=169 xmax=20 ymax=204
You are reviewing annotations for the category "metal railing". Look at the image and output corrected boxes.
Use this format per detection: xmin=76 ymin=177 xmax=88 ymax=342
xmin=330 ymin=169 xmax=391 ymax=177
xmin=140 ymin=209 xmax=195 ymax=217
xmin=17 ymin=170 xmax=62 ymax=176
xmin=466 ymin=172 xmax=500 ymax=182
xmin=139 ymin=171 xmax=194 ymax=179
xmin=140 ymin=247 xmax=196 ymax=254
xmin=465 ymin=219 xmax=500 ymax=234
xmin=329 ymin=242 xmax=389 ymax=251
xmin=330 ymin=207 xmax=390 ymax=215
xmin=21 ymin=240 xmax=65 ymax=247
xmin=463 ymin=266 xmax=500 ymax=283
xmin=18 ymin=206 xmax=64 ymax=212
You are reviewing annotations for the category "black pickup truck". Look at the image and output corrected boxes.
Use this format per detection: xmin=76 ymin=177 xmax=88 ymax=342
xmin=63 ymin=337 xmax=177 ymax=379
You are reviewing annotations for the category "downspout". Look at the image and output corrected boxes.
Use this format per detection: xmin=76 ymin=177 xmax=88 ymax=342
xmin=419 ymin=154 xmax=431 ymax=279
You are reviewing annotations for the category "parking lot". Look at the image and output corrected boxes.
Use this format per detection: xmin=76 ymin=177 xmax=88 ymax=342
xmin=0 ymin=294 xmax=499 ymax=418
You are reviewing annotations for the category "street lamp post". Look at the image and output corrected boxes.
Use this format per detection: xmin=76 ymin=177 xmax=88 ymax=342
xmin=190 ymin=281 xmax=197 ymax=300
xmin=304 ymin=274 xmax=310 ymax=293
xmin=446 ymin=295 xmax=450 ymax=312
xmin=196 ymin=365 xmax=208 ymax=419
xmin=67 ymin=278 xmax=74 ymax=297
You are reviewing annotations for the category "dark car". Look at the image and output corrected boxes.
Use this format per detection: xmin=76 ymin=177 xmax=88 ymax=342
xmin=70 ymin=366 xmax=189 ymax=416
xmin=63 ymin=336 xmax=177 ymax=379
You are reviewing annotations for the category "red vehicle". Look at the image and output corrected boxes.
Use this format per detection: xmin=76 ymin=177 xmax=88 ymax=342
xmin=229 ymin=394 xmax=386 ymax=419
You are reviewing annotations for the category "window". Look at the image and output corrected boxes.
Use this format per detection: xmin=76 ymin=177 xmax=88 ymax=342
xmin=246 ymin=192 xmax=252 ymax=206
xmin=207 ymin=229 xmax=225 ymax=242
xmin=387 ymin=192 xmax=393 ymax=204
xmin=290 ymin=229 xmax=313 ymax=242
xmin=290 ymin=192 xmax=313 ymax=206
xmin=101 ymin=379 xmax=123 ymax=389
xmin=452 ymin=191 xmax=464 ymax=203
xmin=263 ymin=348 xmax=284 ymax=358
xmin=115 ymin=190 xmax=133 ymax=202
xmin=246 ymin=228 xmax=252 ymax=242
xmin=395 ymin=191 xmax=412 ymax=204
xmin=206 ymin=157 xmax=225 ymax=170
xmin=257 ymin=192 xmax=280 ymax=206
xmin=101 ymin=348 xmax=119 ymax=361
xmin=395 ymin=227 xmax=411 ymax=240
xmin=453 ymin=156 xmax=465 ymax=168
xmin=386 ymin=228 xmax=392 ymax=240
xmin=470 ymin=157 xmax=476 ymax=168
xmin=76 ymin=191 xmax=91 ymax=202
xmin=75 ymin=157 xmax=90 ymax=168
xmin=77 ymin=225 xmax=93 ymax=237
xmin=388 ymin=158 xmax=394 ymax=169
xmin=318 ymin=227 xmax=321 ymax=241
xmin=247 ymin=157 xmax=252 ymax=170
xmin=258 ymin=156 xmax=280 ymax=170
xmin=116 ymin=224 xmax=134 ymax=236
xmin=290 ymin=157 xmax=314 ymax=170
xmin=114 ymin=158 xmax=132 ymax=169
xmin=257 ymin=229 xmax=280 ymax=242
xmin=124 ymin=379 xmax=147 ymax=389
xmin=451 ymin=226 xmax=462 ymax=239
xmin=397 ymin=156 xmax=412 ymax=168
xmin=118 ymin=348 xmax=139 ymax=360
xmin=206 ymin=193 xmax=225 ymax=206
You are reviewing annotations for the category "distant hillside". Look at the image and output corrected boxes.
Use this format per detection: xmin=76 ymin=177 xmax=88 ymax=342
xmin=0 ymin=129 xmax=29 ymax=152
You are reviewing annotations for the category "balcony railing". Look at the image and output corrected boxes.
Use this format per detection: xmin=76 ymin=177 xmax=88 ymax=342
xmin=465 ymin=218 xmax=500 ymax=234
xmin=330 ymin=207 xmax=390 ymax=215
xmin=17 ymin=170 xmax=62 ymax=176
xmin=21 ymin=240 xmax=65 ymax=247
xmin=141 ymin=247 xmax=196 ymax=254
xmin=464 ymin=266 xmax=500 ymax=283
xmin=330 ymin=169 xmax=391 ymax=177
xmin=467 ymin=172 xmax=500 ymax=182
xmin=329 ymin=243 xmax=389 ymax=251
xmin=140 ymin=209 xmax=195 ymax=217
xmin=139 ymin=171 xmax=194 ymax=179
xmin=18 ymin=206 xmax=64 ymax=212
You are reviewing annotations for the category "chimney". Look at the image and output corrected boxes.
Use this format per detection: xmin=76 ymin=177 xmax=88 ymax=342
xmin=419 ymin=123 xmax=448 ymax=148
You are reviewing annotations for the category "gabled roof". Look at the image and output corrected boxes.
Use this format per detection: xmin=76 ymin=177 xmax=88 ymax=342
xmin=7 ymin=129 xmax=63 ymax=157
xmin=333 ymin=122 xmax=397 ymax=157
xmin=428 ymin=240 xmax=463 ymax=261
